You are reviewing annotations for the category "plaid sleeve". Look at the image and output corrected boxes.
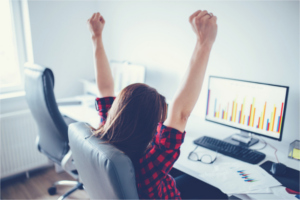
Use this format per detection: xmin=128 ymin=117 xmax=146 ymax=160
xmin=137 ymin=123 xmax=186 ymax=196
xmin=95 ymin=97 xmax=115 ymax=126
xmin=154 ymin=123 xmax=186 ymax=151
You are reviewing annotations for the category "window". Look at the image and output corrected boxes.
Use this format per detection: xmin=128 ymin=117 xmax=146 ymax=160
xmin=0 ymin=0 xmax=29 ymax=94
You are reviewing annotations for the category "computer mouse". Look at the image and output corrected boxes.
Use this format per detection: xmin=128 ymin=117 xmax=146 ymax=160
xmin=270 ymin=163 xmax=287 ymax=176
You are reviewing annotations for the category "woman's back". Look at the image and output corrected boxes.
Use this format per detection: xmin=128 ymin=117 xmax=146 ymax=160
xmin=96 ymin=96 xmax=185 ymax=199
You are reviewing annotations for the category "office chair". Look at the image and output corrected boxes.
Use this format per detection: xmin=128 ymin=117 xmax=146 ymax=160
xmin=68 ymin=122 xmax=139 ymax=199
xmin=24 ymin=63 xmax=83 ymax=200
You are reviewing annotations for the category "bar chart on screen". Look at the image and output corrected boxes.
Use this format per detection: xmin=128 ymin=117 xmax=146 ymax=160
xmin=205 ymin=77 xmax=288 ymax=139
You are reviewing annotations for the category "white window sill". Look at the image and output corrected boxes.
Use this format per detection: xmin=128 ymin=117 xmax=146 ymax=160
xmin=0 ymin=91 xmax=25 ymax=100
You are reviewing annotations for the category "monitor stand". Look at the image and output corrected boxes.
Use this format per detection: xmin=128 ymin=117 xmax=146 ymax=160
xmin=224 ymin=131 xmax=259 ymax=147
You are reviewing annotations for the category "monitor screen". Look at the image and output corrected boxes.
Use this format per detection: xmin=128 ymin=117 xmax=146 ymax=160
xmin=205 ymin=76 xmax=289 ymax=141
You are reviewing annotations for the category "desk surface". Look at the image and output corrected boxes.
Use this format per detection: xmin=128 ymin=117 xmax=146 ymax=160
xmin=59 ymin=97 xmax=300 ymax=198
xmin=179 ymin=116 xmax=299 ymax=171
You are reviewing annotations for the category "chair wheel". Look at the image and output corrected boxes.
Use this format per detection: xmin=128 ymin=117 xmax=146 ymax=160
xmin=78 ymin=184 xmax=84 ymax=190
xmin=48 ymin=186 xmax=57 ymax=195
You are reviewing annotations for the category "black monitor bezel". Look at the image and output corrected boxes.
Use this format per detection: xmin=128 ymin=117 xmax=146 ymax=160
xmin=205 ymin=76 xmax=289 ymax=141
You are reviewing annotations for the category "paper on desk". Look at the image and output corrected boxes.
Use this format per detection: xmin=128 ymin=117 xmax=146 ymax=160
xmin=247 ymin=192 xmax=298 ymax=200
xmin=238 ymin=187 xmax=271 ymax=194
xmin=226 ymin=188 xmax=272 ymax=198
xmin=232 ymin=186 xmax=297 ymax=200
xmin=199 ymin=162 xmax=281 ymax=194
xmin=247 ymin=193 xmax=286 ymax=199
xmin=271 ymin=186 xmax=298 ymax=199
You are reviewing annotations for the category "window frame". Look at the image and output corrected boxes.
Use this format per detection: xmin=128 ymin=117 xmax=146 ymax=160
xmin=0 ymin=0 xmax=32 ymax=94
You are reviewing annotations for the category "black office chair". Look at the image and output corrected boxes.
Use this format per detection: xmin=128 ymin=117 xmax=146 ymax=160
xmin=24 ymin=63 xmax=83 ymax=200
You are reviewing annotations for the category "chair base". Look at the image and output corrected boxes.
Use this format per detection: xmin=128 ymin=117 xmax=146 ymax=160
xmin=48 ymin=180 xmax=83 ymax=200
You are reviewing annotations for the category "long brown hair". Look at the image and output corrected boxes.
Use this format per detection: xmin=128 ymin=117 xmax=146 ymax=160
xmin=93 ymin=83 xmax=167 ymax=162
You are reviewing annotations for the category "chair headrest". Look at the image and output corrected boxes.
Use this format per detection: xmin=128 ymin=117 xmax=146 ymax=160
xmin=24 ymin=62 xmax=55 ymax=87
xmin=68 ymin=122 xmax=139 ymax=199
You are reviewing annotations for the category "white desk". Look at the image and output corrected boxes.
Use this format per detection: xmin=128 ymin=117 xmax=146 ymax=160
xmin=59 ymin=96 xmax=299 ymax=199
xmin=173 ymin=117 xmax=299 ymax=199
xmin=58 ymin=95 xmax=100 ymax=127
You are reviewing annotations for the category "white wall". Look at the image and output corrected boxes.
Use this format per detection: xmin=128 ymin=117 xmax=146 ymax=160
xmin=27 ymin=0 xmax=98 ymax=98
xmin=96 ymin=1 xmax=299 ymax=143
xmin=1 ymin=1 xmax=98 ymax=114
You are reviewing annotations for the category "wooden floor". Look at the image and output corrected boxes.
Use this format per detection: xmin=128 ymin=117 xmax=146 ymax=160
xmin=1 ymin=166 xmax=89 ymax=199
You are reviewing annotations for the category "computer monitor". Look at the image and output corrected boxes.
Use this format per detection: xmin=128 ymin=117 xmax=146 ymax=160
xmin=205 ymin=76 xmax=289 ymax=145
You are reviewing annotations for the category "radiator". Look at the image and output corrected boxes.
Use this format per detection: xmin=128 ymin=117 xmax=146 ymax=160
xmin=0 ymin=110 xmax=51 ymax=179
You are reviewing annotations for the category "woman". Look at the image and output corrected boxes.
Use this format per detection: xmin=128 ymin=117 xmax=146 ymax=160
xmin=87 ymin=10 xmax=226 ymax=199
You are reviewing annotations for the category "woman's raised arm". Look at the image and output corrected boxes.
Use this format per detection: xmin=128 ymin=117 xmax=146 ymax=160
xmin=87 ymin=12 xmax=114 ymax=97
xmin=164 ymin=10 xmax=218 ymax=132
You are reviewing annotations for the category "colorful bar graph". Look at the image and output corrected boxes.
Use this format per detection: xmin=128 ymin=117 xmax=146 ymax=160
xmin=259 ymin=112 xmax=263 ymax=129
xmin=214 ymin=99 xmax=217 ymax=118
xmin=248 ymin=105 xmax=252 ymax=126
xmin=250 ymin=98 xmax=255 ymax=127
xmin=261 ymin=102 xmax=266 ymax=130
xmin=270 ymin=112 xmax=273 ymax=131
xmin=251 ymin=108 xmax=256 ymax=127
xmin=241 ymin=98 xmax=246 ymax=124
xmin=271 ymin=106 xmax=276 ymax=132
xmin=237 ymin=170 xmax=257 ymax=183
xmin=278 ymin=103 xmax=284 ymax=133
xmin=239 ymin=104 xmax=243 ymax=124
xmin=226 ymin=103 xmax=229 ymax=120
xmin=231 ymin=101 xmax=235 ymax=122
xmin=276 ymin=116 xmax=280 ymax=133
xmin=233 ymin=101 xmax=238 ymax=122
xmin=209 ymin=94 xmax=285 ymax=135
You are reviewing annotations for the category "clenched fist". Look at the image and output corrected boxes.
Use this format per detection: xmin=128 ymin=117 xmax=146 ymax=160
xmin=189 ymin=10 xmax=218 ymax=47
xmin=87 ymin=12 xmax=105 ymax=38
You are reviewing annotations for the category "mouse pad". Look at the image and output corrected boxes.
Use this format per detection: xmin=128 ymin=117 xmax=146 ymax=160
xmin=260 ymin=161 xmax=300 ymax=192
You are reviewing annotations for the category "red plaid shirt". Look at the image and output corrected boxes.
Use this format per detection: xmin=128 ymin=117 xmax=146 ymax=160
xmin=96 ymin=97 xmax=186 ymax=199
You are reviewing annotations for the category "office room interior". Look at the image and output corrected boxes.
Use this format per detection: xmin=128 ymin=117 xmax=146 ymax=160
xmin=0 ymin=0 xmax=299 ymax=199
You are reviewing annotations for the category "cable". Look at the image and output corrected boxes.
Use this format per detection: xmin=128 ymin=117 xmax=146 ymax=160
xmin=250 ymin=136 xmax=267 ymax=150
xmin=250 ymin=136 xmax=279 ymax=163
xmin=267 ymin=142 xmax=280 ymax=163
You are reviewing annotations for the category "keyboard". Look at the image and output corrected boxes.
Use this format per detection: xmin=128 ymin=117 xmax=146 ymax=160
xmin=194 ymin=136 xmax=266 ymax=164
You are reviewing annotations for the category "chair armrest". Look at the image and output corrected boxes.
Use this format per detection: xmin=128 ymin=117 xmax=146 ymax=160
xmin=61 ymin=150 xmax=76 ymax=172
